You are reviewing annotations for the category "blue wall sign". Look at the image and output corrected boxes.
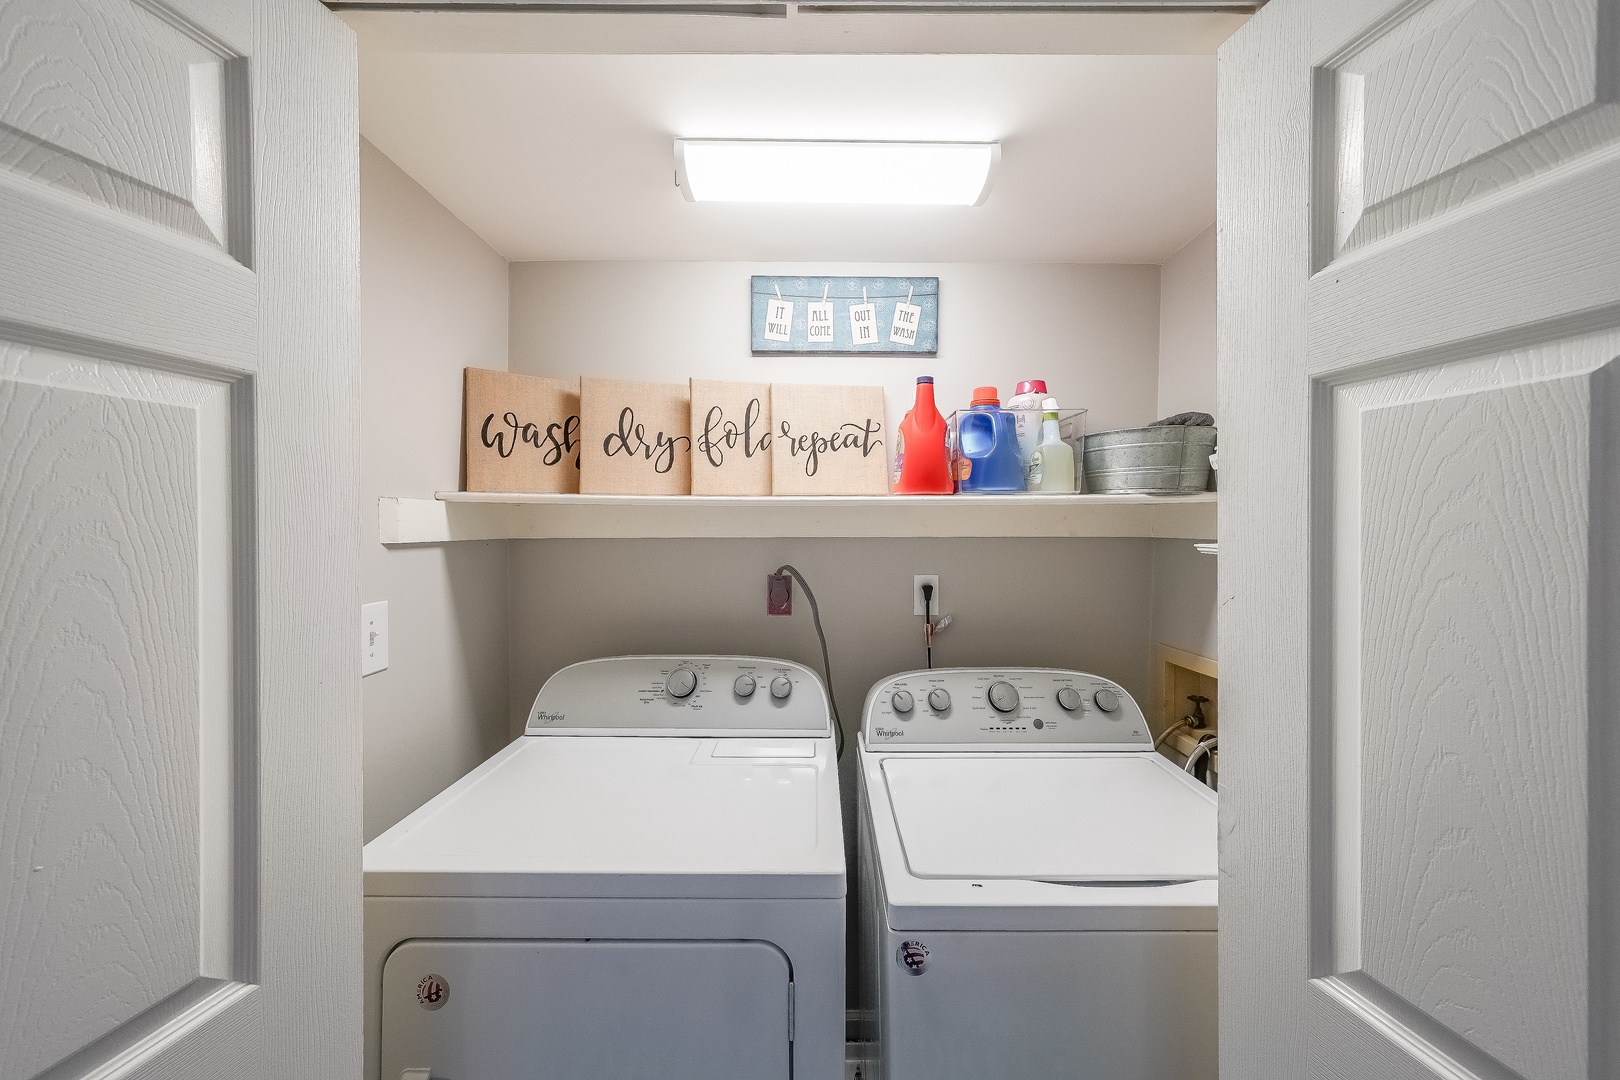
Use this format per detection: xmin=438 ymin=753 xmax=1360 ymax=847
xmin=751 ymin=275 xmax=939 ymax=356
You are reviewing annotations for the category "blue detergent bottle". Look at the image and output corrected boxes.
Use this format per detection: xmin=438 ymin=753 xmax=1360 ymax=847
xmin=956 ymin=386 xmax=1026 ymax=493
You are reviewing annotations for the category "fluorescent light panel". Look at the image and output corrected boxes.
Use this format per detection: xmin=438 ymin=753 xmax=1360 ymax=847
xmin=676 ymin=139 xmax=999 ymax=206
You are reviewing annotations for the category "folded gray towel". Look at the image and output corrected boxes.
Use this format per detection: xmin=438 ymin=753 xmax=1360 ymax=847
xmin=1150 ymin=411 xmax=1215 ymax=427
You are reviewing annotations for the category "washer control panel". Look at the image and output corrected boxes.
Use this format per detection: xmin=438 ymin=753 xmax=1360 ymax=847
xmin=862 ymin=668 xmax=1148 ymax=750
xmin=526 ymin=656 xmax=830 ymax=736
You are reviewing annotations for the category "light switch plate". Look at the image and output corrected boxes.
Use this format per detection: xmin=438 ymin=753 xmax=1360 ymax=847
xmin=362 ymin=601 xmax=388 ymax=676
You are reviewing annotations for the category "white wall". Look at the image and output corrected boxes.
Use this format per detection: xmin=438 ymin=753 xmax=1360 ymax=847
xmin=509 ymin=261 xmax=1162 ymax=448
xmin=505 ymin=259 xmax=1164 ymax=727
xmin=360 ymin=139 xmax=513 ymax=841
xmin=1150 ymin=222 xmax=1219 ymax=666
xmin=1156 ymin=222 xmax=1217 ymax=419
xmin=1150 ymin=538 xmax=1218 ymax=660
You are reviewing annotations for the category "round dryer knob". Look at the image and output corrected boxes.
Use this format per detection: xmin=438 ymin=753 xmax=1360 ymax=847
xmin=1093 ymin=687 xmax=1120 ymax=713
xmin=770 ymin=676 xmax=793 ymax=700
xmin=1056 ymin=686 xmax=1083 ymax=712
xmin=734 ymin=674 xmax=756 ymax=698
xmin=928 ymin=688 xmax=951 ymax=713
xmin=987 ymin=681 xmax=1019 ymax=714
xmin=666 ymin=666 xmax=699 ymax=699
xmin=891 ymin=689 xmax=914 ymax=714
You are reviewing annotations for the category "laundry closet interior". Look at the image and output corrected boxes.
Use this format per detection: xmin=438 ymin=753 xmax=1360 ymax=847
xmin=344 ymin=0 xmax=1234 ymax=1025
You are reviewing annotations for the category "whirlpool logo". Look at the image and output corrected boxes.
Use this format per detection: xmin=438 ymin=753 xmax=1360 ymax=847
xmin=874 ymin=727 xmax=906 ymax=739
xmin=534 ymin=711 xmax=566 ymax=725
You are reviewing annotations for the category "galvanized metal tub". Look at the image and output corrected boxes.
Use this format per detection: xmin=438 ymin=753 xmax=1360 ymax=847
xmin=1082 ymin=425 xmax=1216 ymax=494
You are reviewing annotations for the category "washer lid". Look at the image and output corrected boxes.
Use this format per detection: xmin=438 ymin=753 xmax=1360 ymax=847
xmin=881 ymin=754 xmax=1217 ymax=882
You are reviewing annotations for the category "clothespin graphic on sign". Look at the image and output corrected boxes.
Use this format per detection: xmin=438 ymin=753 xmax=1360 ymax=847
xmin=823 ymin=284 xmax=830 ymax=303
xmin=775 ymin=284 xmax=783 ymax=301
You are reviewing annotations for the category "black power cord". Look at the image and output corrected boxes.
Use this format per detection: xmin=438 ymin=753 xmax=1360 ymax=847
xmin=774 ymin=564 xmax=844 ymax=759
xmin=921 ymin=583 xmax=935 ymax=669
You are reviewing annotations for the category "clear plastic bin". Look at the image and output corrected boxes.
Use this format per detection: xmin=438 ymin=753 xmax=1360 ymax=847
xmin=947 ymin=409 xmax=1087 ymax=493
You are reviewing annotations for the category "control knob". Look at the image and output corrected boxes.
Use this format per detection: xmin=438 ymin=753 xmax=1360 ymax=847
xmin=734 ymin=674 xmax=756 ymax=698
xmin=770 ymin=676 xmax=793 ymax=700
xmin=1056 ymin=686 xmax=1083 ymax=712
xmin=987 ymin=681 xmax=1019 ymax=715
xmin=666 ymin=666 xmax=698 ymax=699
xmin=891 ymin=689 xmax=914 ymax=715
xmin=927 ymin=688 xmax=951 ymax=712
xmin=1093 ymin=688 xmax=1120 ymax=713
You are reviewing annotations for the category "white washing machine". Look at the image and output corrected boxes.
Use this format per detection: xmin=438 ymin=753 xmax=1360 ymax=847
xmin=364 ymin=656 xmax=845 ymax=1080
xmin=857 ymin=667 xmax=1217 ymax=1080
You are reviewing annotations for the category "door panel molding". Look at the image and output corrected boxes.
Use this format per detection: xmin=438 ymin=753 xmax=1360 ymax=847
xmin=32 ymin=980 xmax=259 ymax=1080
xmin=0 ymin=340 xmax=259 ymax=1077
xmin=1312 ymin=0 xmax=1619 ymax=268
xmin=1309 ymin=973 xmax=1520 ymax=1080
xmin=0 ymin=176 xmax=256 ymax=372
xmin=1310 ymin=336 xmax=1619 ymax=1080
xmin=0 ymin=0 xmax=252 ymax=258
xmin=1308 ymin=150 xmax=1620 ymax=374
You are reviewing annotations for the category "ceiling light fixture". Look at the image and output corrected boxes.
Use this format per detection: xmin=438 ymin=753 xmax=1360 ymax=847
xmin=675 ymin=139 xmax=1000 ymax=206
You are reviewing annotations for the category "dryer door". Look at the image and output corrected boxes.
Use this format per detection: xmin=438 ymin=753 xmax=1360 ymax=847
xmin=381 ymin=939 xmax=792 ymax=1080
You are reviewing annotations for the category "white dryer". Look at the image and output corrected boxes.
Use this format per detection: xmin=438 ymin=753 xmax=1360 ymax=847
xmin=364 ymin=656 xmax=845 ymax=1080
xmin=857 ymin=668 xmax=1216 ymax=1080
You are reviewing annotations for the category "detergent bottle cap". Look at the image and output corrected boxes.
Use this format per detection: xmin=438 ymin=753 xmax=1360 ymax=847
xmin=1015 ymin=380 xmax=1048 ymax=396
xmin=971 ymin=386 xmax=1001 ymax=407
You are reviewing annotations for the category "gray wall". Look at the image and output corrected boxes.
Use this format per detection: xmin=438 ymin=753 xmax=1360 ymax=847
xmin=360 ymin=139 xmax=513 ymax=840
xmin=1155 ymin=222 xmax=1217 ymax=419
xmin=507 ymin=537 xmax=1156 ymax=739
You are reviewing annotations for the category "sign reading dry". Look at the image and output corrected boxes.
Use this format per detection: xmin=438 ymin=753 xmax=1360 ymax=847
xmin=770 ymin=383 xmax=888 ymax=496
xmin=579 ymin=377 xmax=692 ymax=494
xmin=690 ymin=379 xmax=772 ymax=496
xmin=462 ymin=368 xmax=580 ymax=493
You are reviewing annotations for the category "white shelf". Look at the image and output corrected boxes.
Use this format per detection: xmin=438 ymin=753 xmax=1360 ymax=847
xmin=379 ymin=491 xmax=1217 ymax=544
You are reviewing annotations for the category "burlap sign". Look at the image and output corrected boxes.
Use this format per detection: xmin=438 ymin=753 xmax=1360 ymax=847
xmin=690 ymin=379 xmax=772 ymax=496
xmin=770 ymin=383 xmax=888 ymax=496
xmin=462 ymin=368 xmax=580 ymax=493
xmin=579 ymin=377 xmax=692 ymax=495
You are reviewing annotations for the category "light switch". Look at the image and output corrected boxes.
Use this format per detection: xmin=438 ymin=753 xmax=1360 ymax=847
xmin=362 ymin=601 xmax=389 ymax=676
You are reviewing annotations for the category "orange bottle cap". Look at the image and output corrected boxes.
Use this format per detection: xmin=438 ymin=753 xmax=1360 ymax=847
xmin=971 ymin=386 xmax=1000 ymax=406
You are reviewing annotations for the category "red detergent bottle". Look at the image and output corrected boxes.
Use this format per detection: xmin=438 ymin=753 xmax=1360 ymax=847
xmin=894 ymin=376 xmax=953 ymax=494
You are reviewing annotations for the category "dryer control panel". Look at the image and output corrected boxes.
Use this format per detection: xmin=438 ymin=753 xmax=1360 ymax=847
xmin=862 ymin=668 xmax=1149 ymax=750
xmin=526 ymin=655 xmax=831 ymax=737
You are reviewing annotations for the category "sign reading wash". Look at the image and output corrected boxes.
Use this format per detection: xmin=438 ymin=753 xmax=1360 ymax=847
xmin=751 ymin=276 xmax=938 ymax=356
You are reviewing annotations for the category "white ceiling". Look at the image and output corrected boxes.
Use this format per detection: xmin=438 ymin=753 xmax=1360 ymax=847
xmin=358 ymin=50 xmax=1217 ymax=264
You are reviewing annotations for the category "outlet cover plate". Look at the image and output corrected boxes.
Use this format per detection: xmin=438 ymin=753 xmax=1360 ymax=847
xmin=362 ymin=601 xmax=389 ymax=676
xmin=768 ymin=573 xmax=793 ymax=616
xmin=913 ymin=575 xmax=940 ymax=617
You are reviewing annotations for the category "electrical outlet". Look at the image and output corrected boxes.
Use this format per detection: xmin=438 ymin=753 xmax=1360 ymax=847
xmin=361 ymin=601 xmax=389 ymax=676
xmin=913 ymin=575 xmax=940 ymax=617
xmin=768 ymin=573 xmax=793 ymax=616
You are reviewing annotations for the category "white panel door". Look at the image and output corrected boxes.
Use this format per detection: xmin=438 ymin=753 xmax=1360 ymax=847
xmin=0 ymin=0 xmax=360 ymax=1078
xmin=1220 ymin=2 xmax=1620 ymax=1079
